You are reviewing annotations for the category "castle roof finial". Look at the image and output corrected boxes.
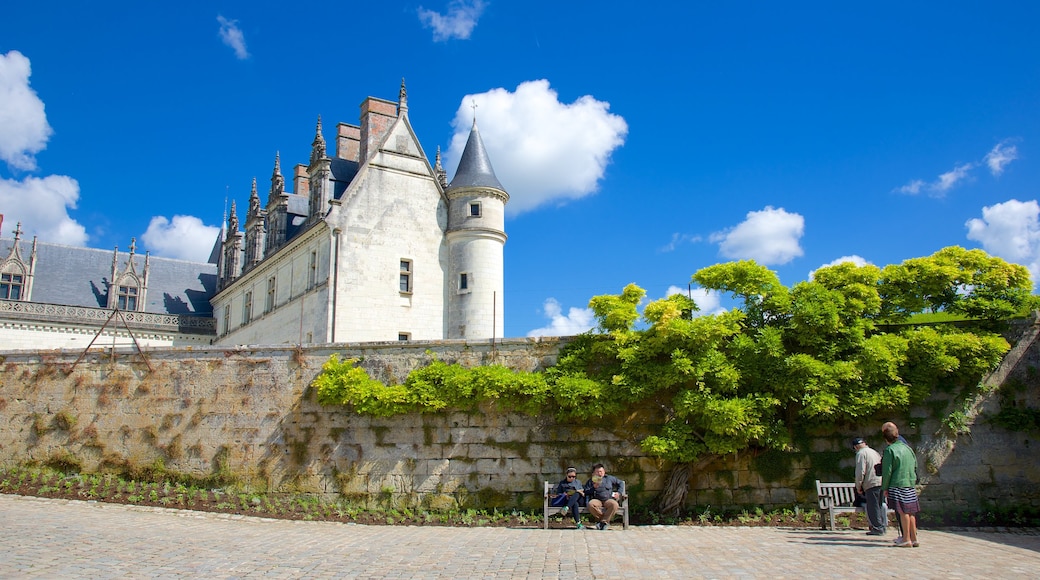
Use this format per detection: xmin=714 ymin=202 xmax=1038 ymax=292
xmin=398 ymin=78 xmax=408 ymax=114
xmin=129 ymin=237 xmax=136 ymax=257
xmin=13 ymin=222 xmax=22 ymax=242
xmin=311 ymin=116 xmax=326 ymax=163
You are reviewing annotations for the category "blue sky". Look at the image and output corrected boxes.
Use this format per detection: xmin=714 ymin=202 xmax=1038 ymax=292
xmin=2 ymin=1 xmax=1039 ymax=339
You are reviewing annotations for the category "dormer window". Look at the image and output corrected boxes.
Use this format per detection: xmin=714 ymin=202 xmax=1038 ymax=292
xmin=117 ymin=285 xmax=138 ymax=310
xmin=0 ymin=272 xmax=24 ymax=300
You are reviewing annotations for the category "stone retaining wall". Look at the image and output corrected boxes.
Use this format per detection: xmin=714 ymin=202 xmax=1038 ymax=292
xmin=0 ymin=327 xmax=1037 ymax=514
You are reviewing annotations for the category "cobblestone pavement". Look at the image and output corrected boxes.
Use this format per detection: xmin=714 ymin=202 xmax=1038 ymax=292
xmin=2 ymin=494 xmax=1038 ymax=579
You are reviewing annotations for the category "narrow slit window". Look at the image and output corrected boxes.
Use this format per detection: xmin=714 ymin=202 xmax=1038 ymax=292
xmin=400 ymin=259 xmax=412 ymax=293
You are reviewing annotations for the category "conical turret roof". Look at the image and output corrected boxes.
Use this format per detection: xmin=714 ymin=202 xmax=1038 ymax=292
xmin=447 ymin=120 xmax=504 ymax=191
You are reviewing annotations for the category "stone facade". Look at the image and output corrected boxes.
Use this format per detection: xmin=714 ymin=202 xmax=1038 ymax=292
xmin=1 ymin=327 xmax=1037 ymax=513
xmin=213 ymin=84 xmax=508 ymax=346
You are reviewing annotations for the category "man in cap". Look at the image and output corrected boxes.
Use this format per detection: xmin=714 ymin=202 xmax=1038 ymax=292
xmin=852 ymin=436 xmax=886 ymax=536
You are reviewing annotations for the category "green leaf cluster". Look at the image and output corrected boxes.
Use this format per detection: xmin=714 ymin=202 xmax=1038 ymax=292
xmin=312 ymin=247 xmax=1029 ymax=466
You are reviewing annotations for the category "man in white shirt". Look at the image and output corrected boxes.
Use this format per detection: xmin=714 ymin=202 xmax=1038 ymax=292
xmin=852 ymin=437 xmax=886 ymax=536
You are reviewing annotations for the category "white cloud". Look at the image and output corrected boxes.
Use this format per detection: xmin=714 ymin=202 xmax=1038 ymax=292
xmin=896 ymin=179 xmax=925 ymax=195
xmin=935 ymin=162 xmax=974 ymax=193
xmin=966 ymin=199 xmax=1040 ymax=285
xmin=0 ymin=50 xmax=52 ymax=171
xmin=710 ymin=206 xmax=804 ymax=265
xmin=418 ymin=0 xmax=486 ymax=41
xmin=141 ymin=215 xmax=222 ymax=262
xmin=526 ymin=298 xmax=596 ymax=337
xmin=897 ymin=140 xmax=1019 ymax=196
xmin=808 ymin=255 xmax=869 ymax=280
xmin=0 ymin=175 xmax=87 ymax=245
xmin=985 ymin=141 xmax=1018 ymax=176
xmin=217 ymin=15 xmax=249 ymax=59
xmin=665 ymin=285 xmax=726 ymax=316
xmin=658 ymin=232 xmax=701 ymax=253
xmin=445 ymin=80 xmax=628 ymax=215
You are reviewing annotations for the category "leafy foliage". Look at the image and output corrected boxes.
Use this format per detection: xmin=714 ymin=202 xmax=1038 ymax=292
xmin=313 ymin=247 xmax=1029 ymax=467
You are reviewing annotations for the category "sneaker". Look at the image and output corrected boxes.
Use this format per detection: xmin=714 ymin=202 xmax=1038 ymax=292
xmin=912 ymin=541 xmax=920 ymax=547
xmin=892 ymin=536 xmax=904 ymax=544
xmin=866 ymin=530 xmax=885 ymax=536
xmin=894 ymin=540 xmax=913 ymax=548
xmin=596 ymin=522 xmax=606 ymax=530
xmin=575 ymin=523 xmax=585 ymax=530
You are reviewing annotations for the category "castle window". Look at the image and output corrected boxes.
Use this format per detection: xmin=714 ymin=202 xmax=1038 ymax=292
xmin=398 ymin=332 xmax=411 ymax=341
xmin=223 ymin=304 xmax=231 ymax=335
xmin=117 ymin=285 xmax=138 ymax=310
xmin=308 ymin=251 xmax=317 ymax=289
xmin=0 ymin=272 xmax=24 ymax=300
xmin=243 ymin=291 xmax=253 ymax=324
xmin=399 ymin=259 xmax=412 ymax=293
xmin=469 ymin=202 xmax=481 ymax=217
xmin=458 ymin=272 xmax=472 ymax=294
xmin=265 ymin=277 xmax=276 ymax=313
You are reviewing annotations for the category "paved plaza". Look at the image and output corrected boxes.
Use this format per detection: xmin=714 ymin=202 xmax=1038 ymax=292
xmin=1 ymin=494 xmax=1038 ymax=579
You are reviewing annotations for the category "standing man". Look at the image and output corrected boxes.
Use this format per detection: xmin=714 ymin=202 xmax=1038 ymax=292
xmin=584 ymin=463 xmax=623 ymax=530
xmin=852 ymin=437 xmax=886 ymax=536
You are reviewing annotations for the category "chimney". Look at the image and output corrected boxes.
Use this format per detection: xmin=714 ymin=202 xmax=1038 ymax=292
xmin=336 ymin=123 xmax=361 ymax=162
xmin=293 ymin=164 xmax=310 ymax=198
xmin=358 ymin=97 xmax=398 ymax=162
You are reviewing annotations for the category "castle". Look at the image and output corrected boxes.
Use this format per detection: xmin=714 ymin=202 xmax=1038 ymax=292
xmin=0 ymin=84 xmax=508 ymax=350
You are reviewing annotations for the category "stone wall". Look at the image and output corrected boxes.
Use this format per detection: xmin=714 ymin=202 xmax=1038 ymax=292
xmin=0 ymin=325 xmax=1037 ymax=514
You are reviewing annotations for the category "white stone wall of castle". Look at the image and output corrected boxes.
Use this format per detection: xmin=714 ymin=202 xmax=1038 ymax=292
xmin=0 ymin=321 xmax=210 ymax=350
xmin=329 ymin=123 xmax=448 ymax=342
xmin=213 ymin=227 xmax=332 ymax=345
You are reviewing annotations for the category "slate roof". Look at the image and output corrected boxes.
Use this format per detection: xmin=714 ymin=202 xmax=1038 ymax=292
xmin=447 ymin=121 xmax=505 ymax=192
xmin=0 ymin=239 xmax=217 ymax=316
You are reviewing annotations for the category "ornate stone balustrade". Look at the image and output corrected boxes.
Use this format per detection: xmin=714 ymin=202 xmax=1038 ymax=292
xmin=0 ymin=300 xmax=215 ymax=335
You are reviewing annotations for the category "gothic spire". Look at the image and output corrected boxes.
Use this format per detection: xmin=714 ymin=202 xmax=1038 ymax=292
xmin=434 ymin=146 xmax=447 ymax=188
xmin=310 ymin=116 xmax=326 ymax=164
xmin=398 ymin=78 xmax=408 ymax=114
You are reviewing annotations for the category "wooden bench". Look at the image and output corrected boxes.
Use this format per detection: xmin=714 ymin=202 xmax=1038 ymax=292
xmin=543 ymin=480 xmax=629 ymax=529
xmin=815 ymin=480 xmax=888 ymax=530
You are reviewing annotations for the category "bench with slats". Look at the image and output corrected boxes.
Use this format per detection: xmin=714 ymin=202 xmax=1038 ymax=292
xmin=543 ymin=480 xmax=629 ymax=529
xmin=816 ymin=480 xmax=888 ymax=530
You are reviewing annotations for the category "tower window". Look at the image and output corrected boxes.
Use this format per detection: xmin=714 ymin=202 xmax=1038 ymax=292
xmin=0 ymin=272 xmax=23 ymax=300
xmin=400 ymin=259 xmax=412 ymax=293
xmin=398 ymin=332 xmax=411 ymax=341
xmin=458 ymin=272 xmax=472 ymax=294
xmin=117 ymin=285 xmax=138 ymax=310
xmin=469 ymin=202 xmax=481 ymax=217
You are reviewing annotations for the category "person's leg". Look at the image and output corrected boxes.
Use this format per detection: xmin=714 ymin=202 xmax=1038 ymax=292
xmin=587 ymin=499 xmax=604 ymax=521
xmin=601 ymin=499 xmax=619 ymax=523
xmin=897 ymin=513 xmax=912 ymax=546
xmin=567 ymin=494 xmax=582 ymax=524
xmin=865 ymin=487 xmax=885 ymax=533
xmin=908 ymin=514 xmax=918 ymax=545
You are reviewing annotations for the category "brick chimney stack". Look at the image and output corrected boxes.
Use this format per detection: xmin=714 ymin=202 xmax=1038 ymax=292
xmin=358 ymin=97 xmax=398 ymax=163
xmin=336 ymin=123 xmax=361 ymax=162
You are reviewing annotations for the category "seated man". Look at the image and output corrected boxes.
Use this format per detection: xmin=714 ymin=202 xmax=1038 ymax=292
xmin=583 ymin=463 xmax=622 ymax=530
xmin=551 ymin=467 xmax=585 ymax=529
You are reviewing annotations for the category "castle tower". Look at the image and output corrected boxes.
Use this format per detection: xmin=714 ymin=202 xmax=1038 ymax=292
xmin=445 ymin=118 xmax=508 ymax=340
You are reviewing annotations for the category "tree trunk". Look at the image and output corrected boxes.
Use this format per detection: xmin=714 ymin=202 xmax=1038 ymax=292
xmin=656 ymin=462 xmax=692 ymax=516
